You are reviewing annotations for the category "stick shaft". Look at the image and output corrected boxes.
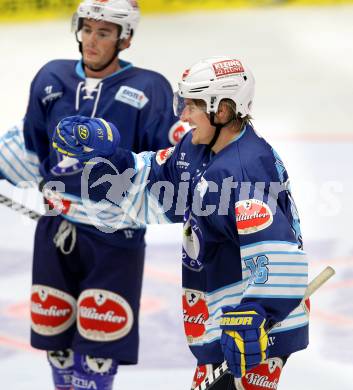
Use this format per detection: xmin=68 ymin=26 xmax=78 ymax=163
xmin=303 ymin=266 xmax=335 ymax=300
xmin=0 ymin=193 xmax=41 ymax=221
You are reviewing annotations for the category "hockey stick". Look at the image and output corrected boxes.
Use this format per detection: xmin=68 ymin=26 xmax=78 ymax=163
xmin=0 ymin=193 xmax=41 ymax=221
xmin=194 ymin=266 xmax=336 ymax=390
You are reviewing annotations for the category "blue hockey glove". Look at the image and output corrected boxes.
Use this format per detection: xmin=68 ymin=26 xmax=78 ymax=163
xmin=52 ymin=115 xmax=120 ymax=161
xmin=219 ymin=303 xmax=269 ymax=378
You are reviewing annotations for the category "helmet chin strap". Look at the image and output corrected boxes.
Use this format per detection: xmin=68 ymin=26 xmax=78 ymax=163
xmin=207 ymin=112 xmax=236 ymax=150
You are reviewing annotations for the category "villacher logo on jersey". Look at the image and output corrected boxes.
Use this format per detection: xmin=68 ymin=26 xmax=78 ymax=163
xmin=245 ymin=374 xmax=279 ymax=389
xmin=183 ymin=310 xmax=207 ymax=325
xmin=183 ymin=289 xmax=209 ymax=343
xmin=235 ymin=199 xmax=273 ymax=235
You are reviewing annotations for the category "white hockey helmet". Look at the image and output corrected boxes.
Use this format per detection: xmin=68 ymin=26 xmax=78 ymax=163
xmin=73 ymin=0 xmax=140 ymax=39
xmin=175 ymin=56 xmax=255 ymax=118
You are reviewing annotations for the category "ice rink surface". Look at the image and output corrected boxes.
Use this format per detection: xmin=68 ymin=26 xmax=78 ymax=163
xmin=0 ymin=4 xmax=353 ymax=389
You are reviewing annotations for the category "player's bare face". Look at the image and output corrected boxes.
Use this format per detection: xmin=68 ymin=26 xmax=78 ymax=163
xmin=181 ymin=100 xmax=215 ymax=145
xmin=81 ymin=20 xmax=119 ymax=71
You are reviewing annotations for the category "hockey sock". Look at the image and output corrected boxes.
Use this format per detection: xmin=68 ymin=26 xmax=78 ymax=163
xmin=72 ymin=353 xmax=118 ymax=390
xmin=47 ymin=349 xmax=74 ymax=390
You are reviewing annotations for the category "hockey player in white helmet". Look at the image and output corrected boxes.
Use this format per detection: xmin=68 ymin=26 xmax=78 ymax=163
xmin=72 ymin=0 xmax=140 ymax=74
xmin=53 ymin=55 xmax=310 ymax=389
xmin=174 ymin=57 xmax=255 ymax=149
xmin=0 ymin=1 xmax=187 ymax=389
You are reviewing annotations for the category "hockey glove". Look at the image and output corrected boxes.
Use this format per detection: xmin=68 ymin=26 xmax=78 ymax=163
xmin=220 ymin=303 xmax=269 ymax=378
xmin=52 ymin=115 xmax=120 ymax=161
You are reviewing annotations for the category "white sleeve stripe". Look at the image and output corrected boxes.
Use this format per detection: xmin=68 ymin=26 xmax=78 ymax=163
xmin=241 ymin=240 xmax=299 ymax=250
xmin=0 ymin=149 xmax=27 ymax=182
xmin=0 ymin=124 xmax=41 ymax=184
xmin=266 ymin=275 xmax=307 ymax=285
xmin=126 ymin=164 xmax=150 ymax=221
xmin=4 ymin=141 xmax=38 ymax=181
xmin=248 ymin=283 xmax=307 ymax=288
xmin=207 ymin=278 xmax=247 ymax=296
xmin=270 ymin=273 xmax=307 ymax=277
xmin=241 ymin=241 xmax=306 ymax=258
xmin=243 ymin=294 xmax=304 ymax=299
xmin=12 ymin=138 xmax=40 ymax=171
xmin=242 ymin=250 xmax=306 ymax=259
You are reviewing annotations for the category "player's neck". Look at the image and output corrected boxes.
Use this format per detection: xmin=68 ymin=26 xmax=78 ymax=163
xmin=85 ymin=58 xmax=120 ymax=79
xmin=211 ymin=124 xmax=242 ymax=154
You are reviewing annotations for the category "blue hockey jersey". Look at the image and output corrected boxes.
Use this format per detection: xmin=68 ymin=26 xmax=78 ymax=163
xmin=0 ymin=59 xmax=185 ymax=246
xmin=87 ymin=124 xmax=309 ymax=364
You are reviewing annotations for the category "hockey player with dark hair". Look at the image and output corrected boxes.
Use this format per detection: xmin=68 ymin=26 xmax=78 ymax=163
xmin=0 ymin=1 xmax=187 ymax=389
xmin=53 ymin=56 xmax=309 ymax=389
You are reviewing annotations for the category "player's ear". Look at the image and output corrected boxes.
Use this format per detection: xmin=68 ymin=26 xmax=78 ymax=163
xmin=216 ymin=101 xmax=229 ymax=123
xmin=118 ymin=36 xmax=132 ymax=51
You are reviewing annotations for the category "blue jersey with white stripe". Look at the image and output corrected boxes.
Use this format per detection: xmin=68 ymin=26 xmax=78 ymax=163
xmin=0 ymin=59 xmax=183 ymax=246
xmin=99 ymin=123 xmax=309 ymax=363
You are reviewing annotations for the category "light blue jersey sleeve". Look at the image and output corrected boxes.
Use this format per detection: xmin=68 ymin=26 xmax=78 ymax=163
xmin=0 ymin=122 xmax=42 ymax=185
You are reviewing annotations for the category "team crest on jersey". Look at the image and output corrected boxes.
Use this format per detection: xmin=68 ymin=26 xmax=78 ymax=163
xmin=235 ymin=199 xmax=273 ymax=234
xmin=183 ymin=289 xmax=209 ymax=344
xmin=115 ymin=86 xmax=149 ymax=109
xmin=31 ymin=285 xmax=76 ymax=336
xmin=51 ymin=156 xmax=84 ymax=176
xmin=77 ymin=289 xmax=134 ymax=342
xmin=182 ymin=210 xmax=203 ymax=271
xmin=156 ymin=146 xmax=175 ymax=165
xmin=168 ymin=121 xmax=188 ymax=145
